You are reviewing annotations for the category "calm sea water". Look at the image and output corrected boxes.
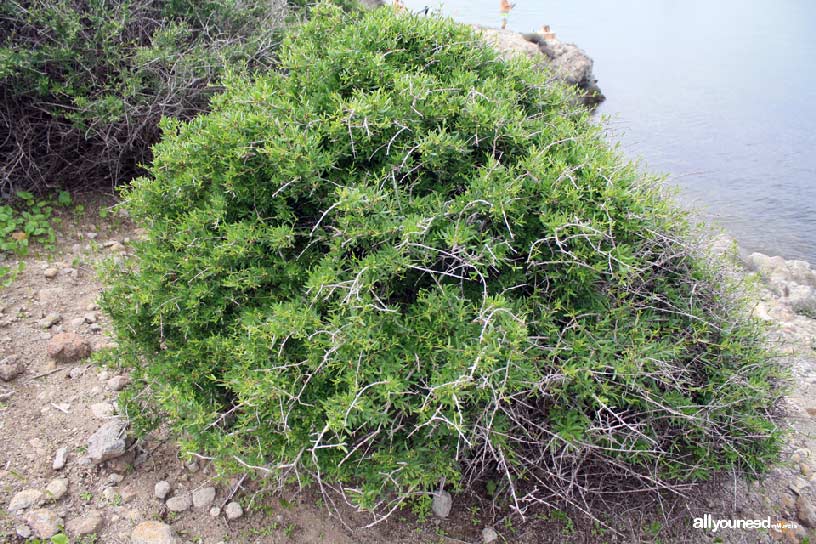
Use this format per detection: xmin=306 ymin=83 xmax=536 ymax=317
xmin=402 ymin=0 xmax=816 ymax=263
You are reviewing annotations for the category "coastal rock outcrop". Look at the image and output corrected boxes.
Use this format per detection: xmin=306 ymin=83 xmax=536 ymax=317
xmin=475 ymin=26 xmax=604 ymax=106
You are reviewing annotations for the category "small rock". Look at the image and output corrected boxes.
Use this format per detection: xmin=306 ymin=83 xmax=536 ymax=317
xmin=108 ymin=473 xmax=125 ymax=484
xmin=166 ymin=494 xmax=192 ymax=512
xmin=25 ymin=508 xmax=62 ymax=539
xmin=45 ymin=478 xmax=69 ymax=500
xmin=209 ymin=506 xmax=221 ymax=517
xmin=225 ymin=501 xmax=243 ymax=520
xmin=39 ymin=312 xmax=62 ymax=329
xmin=47 ymin=332 xmax=91 ymax=363
xmin=131 ymin=521 xmax=178 ymax=544
xmin=8 ymin=488 xmax=43 ymax=512
xmin=0 ymin=355 xmax=24 ymax=381
xmin=16 ymin=525 xmax=31 ymax=539
xmin=184 ymin=460 xmax=199 ymax=473
xmin=790 ymin=476 xmax=810 ymax=495
xmin=192 ymin=486 xmax=216 ymax=509
xmin=431 ymin=490 xmax=452 ymax=519
xmin=70 ymin=317 xmax=86 ymax=329
xmin=797 ymin=495 xmax=816 ymax=528
xmin=107 ymin=374 xmax=131 ymax=391
xmin=87 ymin=417 xmax=128 ymax=464
xmin=53 ymin=447 xmax=68 ymax=470
xmin=102 ymin=487 xmax=119 ymax=503
xmin=44 ymin=268 xmax=58 ymax=279
xmin=68 ymin=366 xmax=85 ymax=379
xmin=66 ymin=510 xmax=103 ymax=536
xmin=84 ymin=312 xmax=98 ymax=324
xmin=89 ymin=323 xmax=102 ymax=333
xmin=154 ymin=480 xmax=171 ymax=500
xmin=482 ymin=526 xmax=499 ymax=543
xmin=91 ymin=401 xmax=116 ymax=418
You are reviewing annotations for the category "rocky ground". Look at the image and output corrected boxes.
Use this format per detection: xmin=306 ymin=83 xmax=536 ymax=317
xmin=1 ymin=200 xmax=816 ymax=544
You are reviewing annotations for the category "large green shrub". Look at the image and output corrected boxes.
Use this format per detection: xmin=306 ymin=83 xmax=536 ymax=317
xmin=0 ymin=0 xmax=290 ymax=195
xmin=103 ymin=4 xmax=784 ymax=519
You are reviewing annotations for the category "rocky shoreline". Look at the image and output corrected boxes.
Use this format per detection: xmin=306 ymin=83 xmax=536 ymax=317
xmin=475 ymin=26 xmax=605 ymax=106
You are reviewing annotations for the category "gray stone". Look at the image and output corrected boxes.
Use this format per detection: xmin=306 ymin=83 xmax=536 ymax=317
xmin=66 ymin=510 xmax=103 ymax=536
xmin=165 ymin=494 xmax=191 ymax=512
xmin=39 ymin=312 xmax=62 ymax=329
xmin=8 ymin=488 xmax=42 ymax=512
xmin=224 ymin=501 xmax=243 ymax=520
xmin=87 ymin=417 xmax=128 ymax=464
xmin=90 ymin=401 xmax=116 ymax=419
xmin=107 ymin=374 xmax=131 ymax=391
xmin=431 ymin=490 xmax=452 ymax=519
xmin=45 ymin=478 xmax=68 ymax=500
xmin=16 ymin=525 xmax=31 ymax=539
xmin=25 ymin=508 xmax=62 ymax=539
xmin=209 ymin=506 xmax=221 ymax=517
xmin=53 ymin=447 xmax=68 ymax=470
xmin=797 ymin=495 xmax=816 ymax=528
xmin=44 ymin=268 xmax=58 ymax=279
xmin=131 ymin=521 xmax=178 ymax=544
xmin=790 ymin=476 xmax=811 ymax=495
xmin=0 ymin=355 xmax=24 ymax=381
xmin=154 ymin=480 xmax=171 ymax=500
xmin=192 ymin=486 xmax=216 ymax=509
xmin=482 ymin=527 xmax=499 ymax=543
xmin=84 ymin=312 xmax=98 ymax=324
xmin=475 ymin=26 xmax=603 ymax=105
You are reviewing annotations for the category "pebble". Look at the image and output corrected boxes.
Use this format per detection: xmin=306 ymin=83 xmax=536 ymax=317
xmin=184 ymin=460 xmax=199 ymax=473
xmin=154 ymin=480 xmax=171 ymax=500
xmin=45 ymin=478 xmax=69 ymax=500
xmin=797 ymin=495 xmax=816 ymax=528
xmin=91 ymin=401 xmax=116 ymax=418
xmin=0 ymin=355 xmax=24 ymax=381
xmin=16 ymin=525 xmax=31 ymax=539
xmin=68 ymin=366 xmax=85 ymax=379
xmin=47 ymin=332 xmax=92 ymax=363
xmin=8 ymin=488 xmax=43 ymax=513
xmin=108 ymin=473 xmax=125 ymax=484
xmin=53 ymin=447 xmax=68 ymax=470
xmin=789 ymin=476 xmax=810 ymax=495
xmin=431 ymin=490 xmax=452 ymax=519
xmin=39 ymin=312 xmax=62 ymax=329
xmin=107 ymin=374 xmax=131 ymax=391
xmin=44 ymin=268 xmax=58 ymax=279
xmin=482 ymin=527 xmax=499 ymax=543
xmin=25 ymin=508 xmax=62 ymax=539
xmin=66 ymin=510 xmax=103 ymax=536
xmin=102 ymin=487 xmax=119 ymax=503
xmin=166 ymin=494 xmax=192 ymax=512
xmin=70 ymin=317 xmax=86 ymax=329
xmin=87 ymin=417 xmax=128 ymax=463
xmin=192 ymin=486 xmax=216 ymax=509
xmin=131 ymin=521 xmax=178 ymax=544
xmin=225 ymin=501 xmax=243 ymax=520
xmin=209 ymin=506 xmax=221 ymax=517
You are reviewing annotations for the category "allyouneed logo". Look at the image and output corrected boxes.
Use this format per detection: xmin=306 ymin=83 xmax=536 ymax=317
xmin=693 ymin=514 xmax=799 ymax=533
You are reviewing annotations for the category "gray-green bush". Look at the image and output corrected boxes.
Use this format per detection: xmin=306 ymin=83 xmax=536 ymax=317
xmin=103 ymin=3 xmax=784 ymax=522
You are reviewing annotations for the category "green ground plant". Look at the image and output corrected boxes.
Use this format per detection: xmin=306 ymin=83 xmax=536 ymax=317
xmin=103 ymin=3 xmax=785 ymax=524
xmin=0 ymin=190 xmax=71 ymax=286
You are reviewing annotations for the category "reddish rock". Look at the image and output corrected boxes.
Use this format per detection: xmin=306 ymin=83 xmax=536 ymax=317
xmin=47 ymin=333 xmax=91 ymax=363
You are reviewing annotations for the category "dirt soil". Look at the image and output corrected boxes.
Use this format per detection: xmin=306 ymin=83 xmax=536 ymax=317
xmin=2 ymin=197 xmax=816 ymax=544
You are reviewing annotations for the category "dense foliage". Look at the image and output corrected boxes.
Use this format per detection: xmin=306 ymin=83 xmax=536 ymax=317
xmin=0 ymin=0 xmax=289 ymax=195
xmin=103 ymin=4 xmax=784 ymax=520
